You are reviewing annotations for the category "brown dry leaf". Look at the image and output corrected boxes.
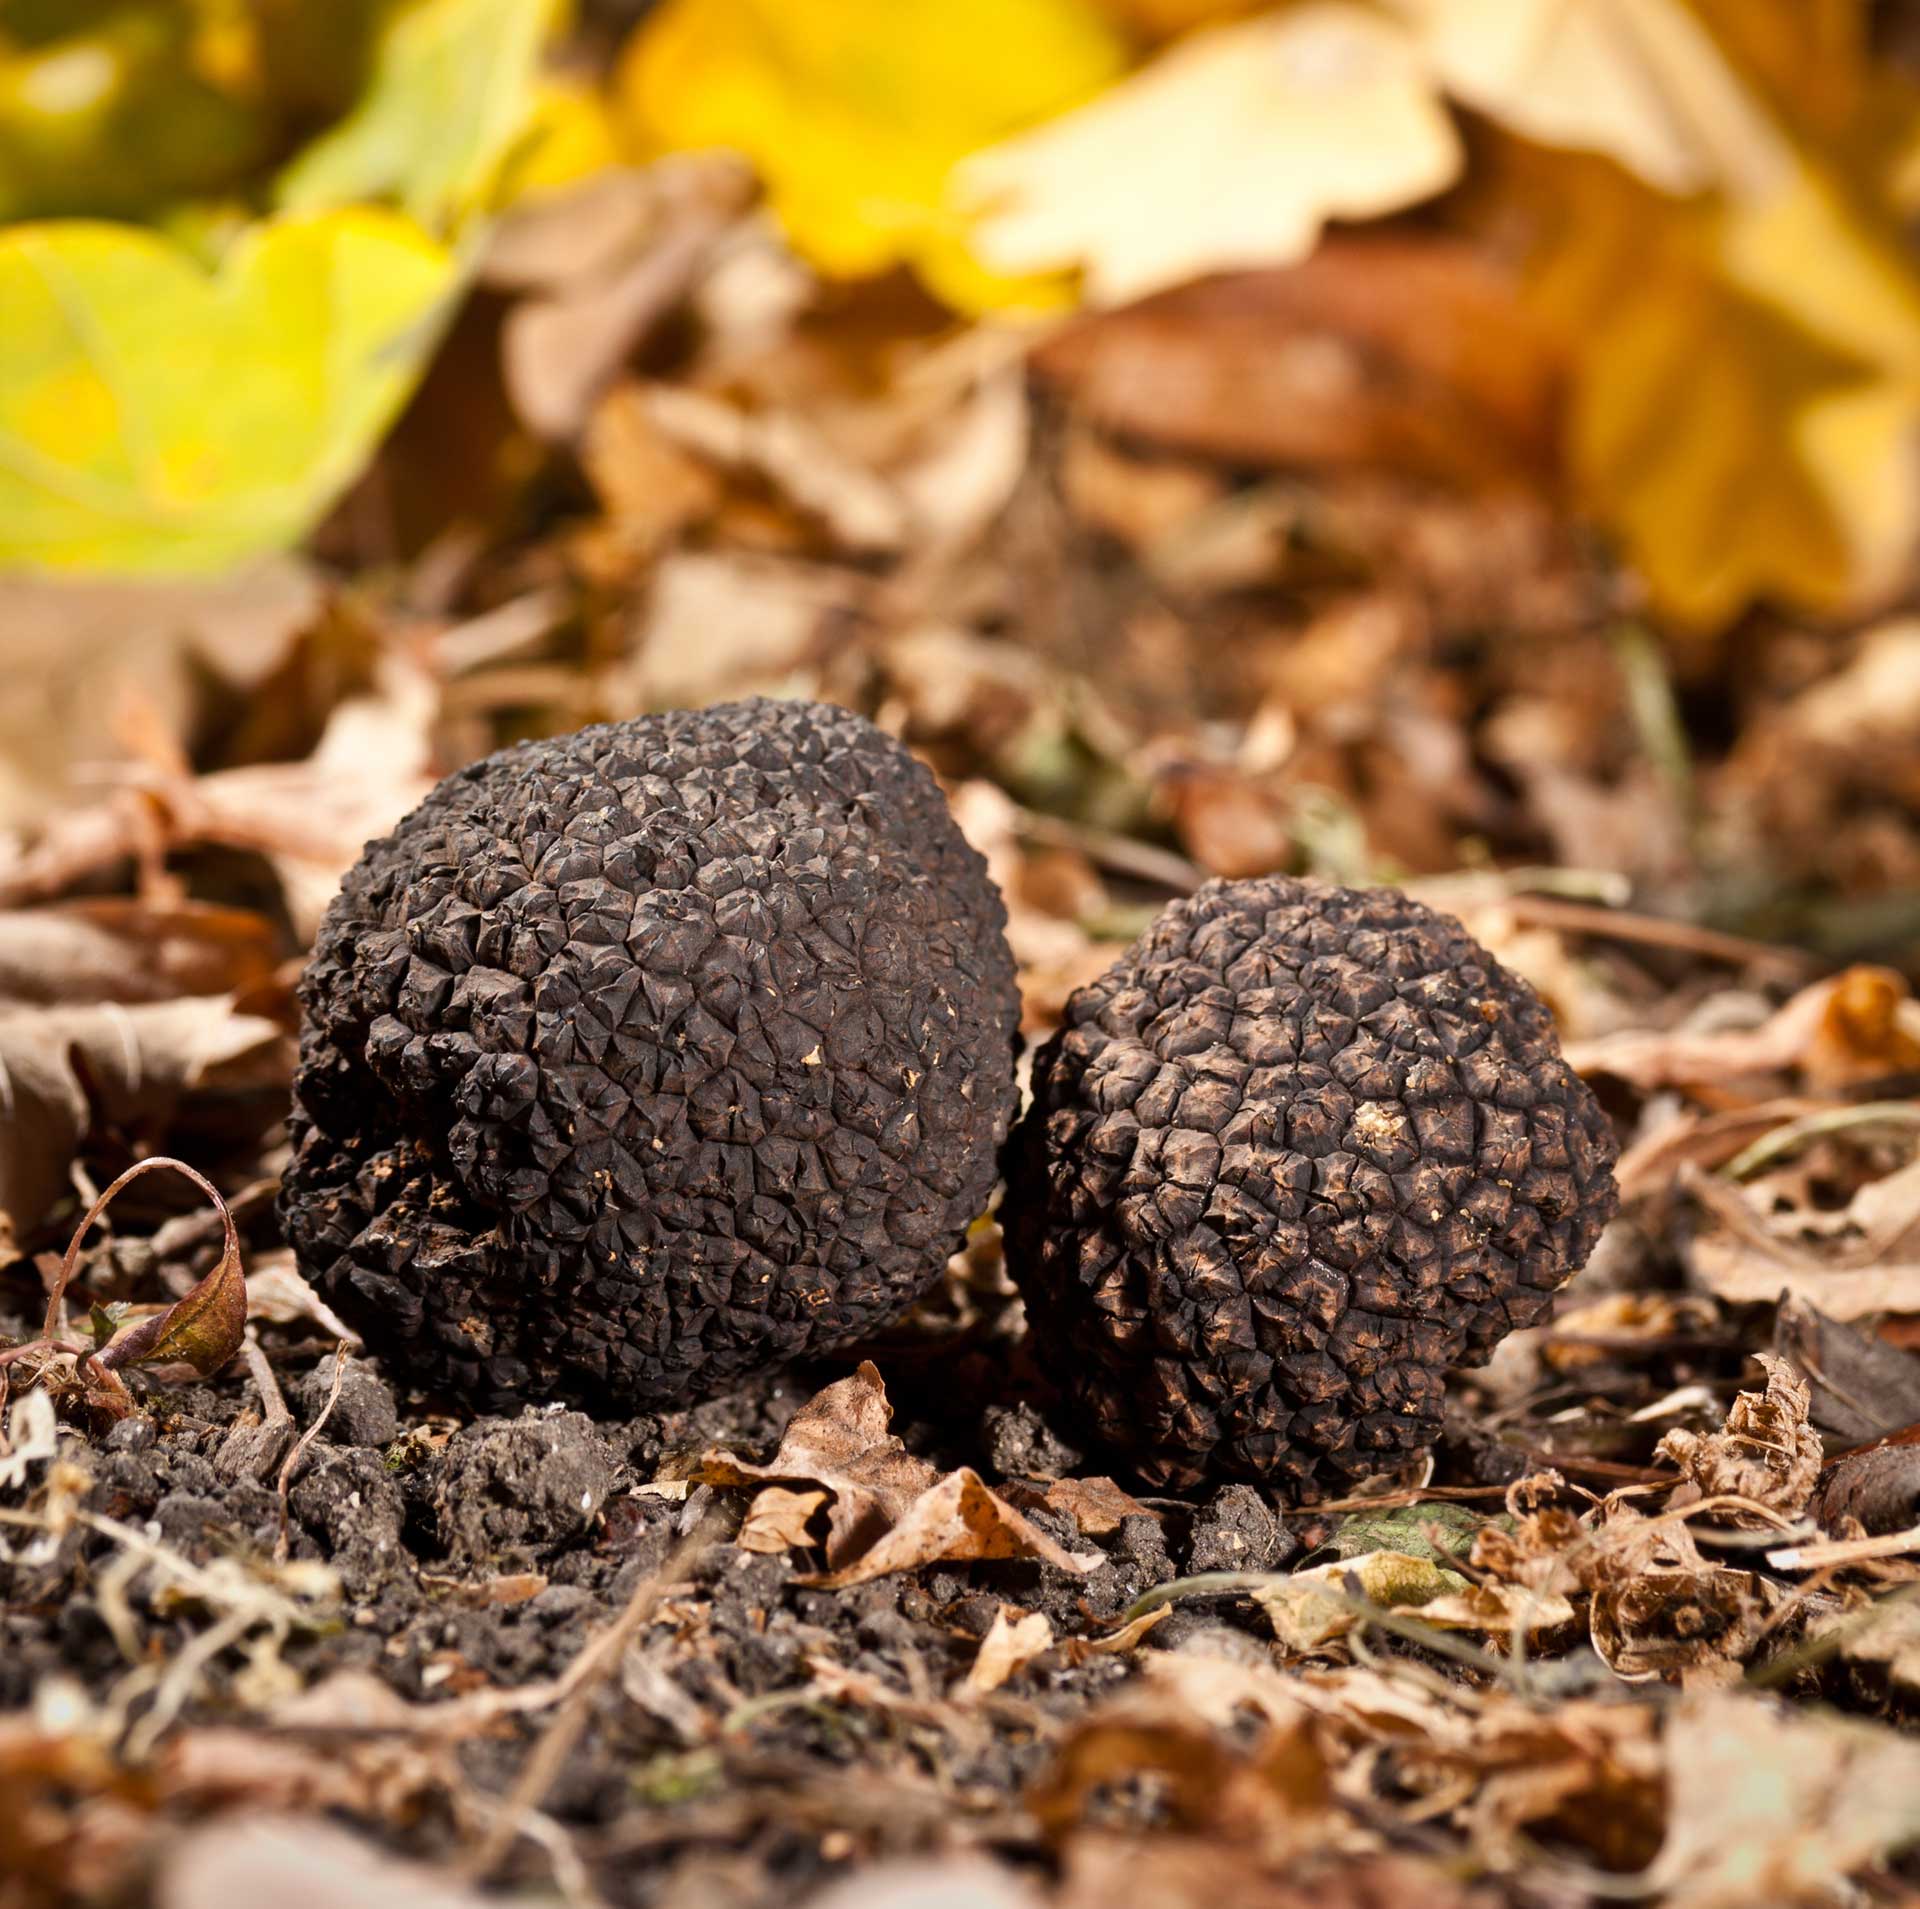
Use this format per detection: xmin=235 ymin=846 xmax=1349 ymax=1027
xmin=807 ymin=1465 xmax=1100 ymax=1588
xmin=497 ymin=155 xmax=754 ymax=441
xmin=619 ymin=553 xmax=857 ymax=712
xmin=697 ymin=1361 xmax=935 ymax=1568
xmin=0 ymin=902 xmax=279 ymax=1009
xmin=0 ymin=658 xmax=437 ymax=942
xmin=955 ymin=6 xmax=1462 ymax=305
xmin=966 ymin=1605 xmax=1055 ymax=1694
xmin=1655 ymin=1354 xmax=1824 ymax=1527
xmin=737 ymin=1485 xmax=830 ymax=1555
xmin=1542 ymin=1291 xmax=1721 ymax=1372
xmin=1684 ymin=1162 xmax=1920 ymax=1320
xmin=1816 ymin=1442 xmax=1920 ymax=1536
xmin=1032 ymin=239 xmax=1560 ymax=489
xmin=1646 ymin=1693 xmax=1920 ymax=1907
xmin=1565 ymin=966 xmax=1920 ymax=1094
xmin=698 ymin=1361 xmax=1098 ymax=1584
xmin=644 ymin=384 xmax=911 ymax=556
xmin=0 ymin=997 xmax=288 ymax=1255
xmin=1042 ymin=1474 xmax=1153 ymax=1536
xmin=0 ymin=564 xmax=322 ymax=832
xmin=1578 ymin=1505 xmax=1779 ymax=1681
xmin=159 ymin=1815 xmax=492 ymax=1909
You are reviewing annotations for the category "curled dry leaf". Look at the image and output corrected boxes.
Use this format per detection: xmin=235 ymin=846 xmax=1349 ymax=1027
xmin=1257 ymin=1551 xmax=1575 ymax=1652
xmin=57 ymin=1159 xmax=248 ymax=1386
xmin=1579 ymin=1506 xmax=1779 ymax=1681
xmin=1655 ymin=1354 xmax=1824 ymax=1529
xmin=697 ymin=1362 xmax=1098 ymax=1584
xmin=737 ymin=1485 xmax=830 ymax=1556
xmin=1683 ymin=1156 xmax=1920 ymax=1321
xmin=966 ymin=1605 xmax=1055 ymax=1694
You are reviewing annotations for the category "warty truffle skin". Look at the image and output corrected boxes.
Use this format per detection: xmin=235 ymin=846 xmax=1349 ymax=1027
xmin=1000 ymin=876 xmax=1618 ymax=1497
xmin=280 ymin=698 xmax=1020 ymax=1413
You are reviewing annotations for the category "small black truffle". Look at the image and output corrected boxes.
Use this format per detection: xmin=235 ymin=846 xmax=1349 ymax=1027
xmin=280 ymin=699 xmax=1020 ymax=1412
xmin=1000 ymin=877 xmax=1618 ymax=1497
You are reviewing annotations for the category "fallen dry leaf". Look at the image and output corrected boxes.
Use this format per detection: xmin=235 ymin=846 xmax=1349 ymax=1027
xmin=0 ymin=996 xmax=288 ymax=1255
xmin=956 ymin=6 xmax=1461 ymax=305
xmin=1032 ymin=240 xmax=1561 ymax=490
xmin=698 ymin=1362 xmax=1097 ymax=1584
xmin=0 ymin=902 xmax=279 ymax=1009
xmin=966 ymin=1605 xmax=1055 ymax=1694
xmin=1565 ymin=966 xmax=1920 ymax=1094
xmin=737 ymin=1485 xmax=830 ymax=1555
xmin=1647 ymin=1693 xmax=1920 ymax=1907
xmin=1655 ymin=1354 xmax=1824 ymax=1528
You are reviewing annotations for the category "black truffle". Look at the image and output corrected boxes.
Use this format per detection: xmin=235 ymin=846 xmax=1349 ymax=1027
xmin=280 ymin=699 xmax=1020 ymax=1412
xmin=1000 ymin=877 xmax=1618 ymax=1497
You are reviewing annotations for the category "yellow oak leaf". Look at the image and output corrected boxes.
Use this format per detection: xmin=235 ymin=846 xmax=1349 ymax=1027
xmin=615 ymin=0 xmax=1126 ymax=311
xmin=1511 ymin=140 xmax=1920 ymax=633
xmin=0 ymin=210 xmax=459 ymax=573
xmin=953 ymin=4 xmax=1462 ymax=306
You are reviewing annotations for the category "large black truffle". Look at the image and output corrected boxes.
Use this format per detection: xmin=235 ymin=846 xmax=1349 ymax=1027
xmin=281 ymin=699 xmax=1020 ymax=1412
xmin=1000 ymin=877 xmax=1618 ymax=1497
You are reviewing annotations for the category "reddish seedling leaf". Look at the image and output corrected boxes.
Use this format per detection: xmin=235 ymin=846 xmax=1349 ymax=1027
xmin=45 ymin=1157 xmax=248 ymax=1383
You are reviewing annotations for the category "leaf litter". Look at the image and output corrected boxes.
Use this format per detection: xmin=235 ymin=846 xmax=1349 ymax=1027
xmin=6 ymin=4 xmax=1920 ymax=1907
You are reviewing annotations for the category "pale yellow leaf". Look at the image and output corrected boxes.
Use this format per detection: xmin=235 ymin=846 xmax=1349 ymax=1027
xmin=1389 ymin=0 xmax=1786 ymax=197
xmin=954 ymin=5 xmax=1461 ymax=305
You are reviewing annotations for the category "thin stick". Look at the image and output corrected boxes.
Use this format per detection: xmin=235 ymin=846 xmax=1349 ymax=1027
xmin=456 ymin=1515 xmax=719 ymax=1883
xmin=276 ymin=1347 xmax=350 ymax=1563
xmin=1500 ymin=894 xmax=1820 ymax=978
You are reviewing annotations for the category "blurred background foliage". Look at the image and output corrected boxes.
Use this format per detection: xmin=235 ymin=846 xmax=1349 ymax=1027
xmin=6 ymin=0 xmax=1920 ymax=619
xmin=4 ymin=0 xmax=1920 ymax=965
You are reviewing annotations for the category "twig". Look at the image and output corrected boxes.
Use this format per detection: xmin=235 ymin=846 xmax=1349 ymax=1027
xmin=1723 ymin=1101 xmax=1920 ymax=1181
xmin=1499 ymin=894 xmax=1819 ymax=978
xmin=1767 ymin=1524 xmax=1920 ymax=1571
xmin=456 ymin=1512 xmax=721 ymax=1884
xmin=275 ymin=1346 xmax=350 ymax=1562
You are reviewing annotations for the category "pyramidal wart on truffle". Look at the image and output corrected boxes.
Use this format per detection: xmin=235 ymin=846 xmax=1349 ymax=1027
xmin=999 ymin=876 xmax=1619 ymax=1498
xmin=280 ymin=699 xmax=1021 ymax=1413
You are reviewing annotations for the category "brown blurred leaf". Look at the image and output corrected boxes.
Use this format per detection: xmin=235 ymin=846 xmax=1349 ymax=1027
xmin=0 ymin=902 xmax=278 ymax=1009
xmin=1033 ymin=239 xmax=1561 ymax=489
xmin=1566 ymin=967 xmax=1920 ymax=1094
xmin=0 ymin=998 xmax=287 ymax=1254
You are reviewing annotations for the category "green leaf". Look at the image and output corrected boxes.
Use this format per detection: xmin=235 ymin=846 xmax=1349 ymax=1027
xmin=1319 ymin=1500 xmax=1490 ymax=1566
xmin=275 ymin=0 xmax=555 ymax=231
xmin=0 ymin=209 xmax=458 ymax=573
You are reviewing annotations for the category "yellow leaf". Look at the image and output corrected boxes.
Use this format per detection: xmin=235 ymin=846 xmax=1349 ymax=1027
xmin=274 ymin=0 xmax=556 ymax=231
xmin=1513 ymin=141 xmax=1920 ymax=631
xmin=0 ymin=210 xmax=458 ymax=574
xmin=953 ymin=5 xmax=1461 ymax=306
xmin=616 ymin=0 xmax=1126 ymax=310
xmin=508 ymin=74 xmax=622 ymax=201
